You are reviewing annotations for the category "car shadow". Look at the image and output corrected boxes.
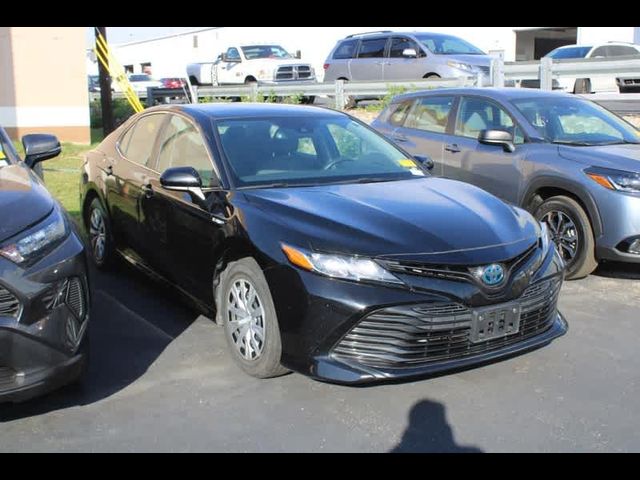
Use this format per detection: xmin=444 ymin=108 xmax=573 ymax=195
xmin=593 ymin=261 xmax=640 ymax=280
xmin=389 ymin=400 xmax=483 ymax=453
xmin=0 ymin=261 xmax=203 ymax=421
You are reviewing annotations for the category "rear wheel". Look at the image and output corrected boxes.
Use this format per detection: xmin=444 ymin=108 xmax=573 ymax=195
xmin=86 ymin=198 xmax=116 ymax=270
xmin=534 ymin=195 xmax=598 ymax=279
xmin=218 ymin=258 xmax=289 ymax=379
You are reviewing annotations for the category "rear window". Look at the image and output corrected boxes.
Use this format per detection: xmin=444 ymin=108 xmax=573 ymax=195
xmin=333 ymin=39 xmax=358 ymax=59
xmin=388 ymin=101 xmax=413 ymax=126
xmin=406 ymin=96 xmax=455 ymax=133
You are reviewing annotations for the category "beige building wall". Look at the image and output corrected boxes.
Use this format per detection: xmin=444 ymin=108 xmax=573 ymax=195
xmin=0 ymin=27 xmax=90 ymax=144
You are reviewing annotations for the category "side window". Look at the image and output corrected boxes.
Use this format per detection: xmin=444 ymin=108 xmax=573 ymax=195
xmin=157 ymin=115 xmax=216 ymax=187
xmin=388 ymin=101 xmax=413 ymax=127
xmin=590 ymin=46 xmax=608 ymax=58
xmin=333 ymin=40 xmax=358 ymax=60
xmin=389 ymin=37 xmax=422 ymax=58
xmin=226 ymin=47 xmax=241 ymax=61
xmin=455 ymin=97 xmax=516 ymax=140
xmin=120 ymin=114 xmax=165 ymax=166
xmin=357 ymin=38 xmax=388 ymax=58
xmin=405 ymin=96 xmax=455 ymax=133
xmin=607 ymin=45 xmax=640 ymax=57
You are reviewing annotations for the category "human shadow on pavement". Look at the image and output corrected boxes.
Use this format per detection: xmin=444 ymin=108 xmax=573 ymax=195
xmin=594 ymin=261 xmax=640 ymax=280
xmin=390 ymin=400 xmax=483 ymax=453
xmin=0 ymin=261 xmax=203 ymax=421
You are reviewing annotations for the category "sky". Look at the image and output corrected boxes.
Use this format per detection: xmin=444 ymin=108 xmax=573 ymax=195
xmin=85 ymin=27 xmax=209 ymax=46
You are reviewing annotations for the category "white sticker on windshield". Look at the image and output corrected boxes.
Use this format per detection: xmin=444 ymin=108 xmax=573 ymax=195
xmin=410 ymin=168 xmax=425 ymax=176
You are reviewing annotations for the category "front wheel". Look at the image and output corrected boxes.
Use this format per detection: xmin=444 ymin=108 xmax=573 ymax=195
xmin=86 ymin=198 xmax=116 ymax=270
xmin=534 ymin=195 xmax=598 ymax=279
xmin=218 ymin=258 xmax=289 ymax=379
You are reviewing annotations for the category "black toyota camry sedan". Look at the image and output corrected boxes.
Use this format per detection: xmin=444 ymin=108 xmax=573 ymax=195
xmin=80 ymin=103 xmax=567 ymax=384
xmin=0 ymin=127 xmax=89 ymax=402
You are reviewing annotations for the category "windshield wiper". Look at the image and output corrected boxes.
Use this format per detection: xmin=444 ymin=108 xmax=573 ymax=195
xmin=551 ymin=140 xmax=593 ymax=147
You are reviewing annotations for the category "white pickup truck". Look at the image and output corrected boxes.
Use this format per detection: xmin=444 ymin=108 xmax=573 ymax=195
xmin=187 ymin=44 xmax=317 ymax=86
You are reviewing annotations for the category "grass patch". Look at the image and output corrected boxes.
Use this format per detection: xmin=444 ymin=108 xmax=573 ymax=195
xmin=14 ymin=140 xmax=97 ymax=225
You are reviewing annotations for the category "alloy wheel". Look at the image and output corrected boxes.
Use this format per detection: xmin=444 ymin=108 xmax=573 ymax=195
xmin=543 ymin=210 xmax=579 ymax=264
xmin=89 ymin=208 xmax=107 ymax=263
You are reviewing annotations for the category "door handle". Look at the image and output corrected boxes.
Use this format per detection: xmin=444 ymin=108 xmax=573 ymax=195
xmin=445 ymin=144 xmax=461 ymax=153
xmin=142 ymin=184 xmax=154 ymax=198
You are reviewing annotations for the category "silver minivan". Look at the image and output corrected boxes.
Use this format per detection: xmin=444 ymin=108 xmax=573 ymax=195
xmin=323 ymin=31 xmax=492 ymax=86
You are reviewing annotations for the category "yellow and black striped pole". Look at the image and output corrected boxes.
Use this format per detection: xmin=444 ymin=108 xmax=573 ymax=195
xmin=94 ymin=28 xmax=145 ymax=114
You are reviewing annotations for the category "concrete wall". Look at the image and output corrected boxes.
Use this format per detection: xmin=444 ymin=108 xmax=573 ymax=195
xmin=0 ymin=27 xmax=90 ymax=143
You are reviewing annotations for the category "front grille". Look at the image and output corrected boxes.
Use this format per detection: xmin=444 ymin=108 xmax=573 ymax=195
xmin=624 ymin=78 xmax=640 ymax=85
xmin=379 ymin=243 xmax=538 ymax=288
xmin=0 ymin=286 xmax=20 ymax=317
xmin=333 ymin=277 xmax=561 ymax=369
xmin=66 ymin=278 xmax=86 ymax=320
xmin=0 ymin=367 xmax=17 ymax=388
xmin=275 ymin=65 xmax=313 ymax=81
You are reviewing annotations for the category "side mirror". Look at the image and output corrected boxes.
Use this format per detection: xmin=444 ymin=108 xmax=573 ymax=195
xmin=160 ymin=167 xmax=209 ymax=206
xmin=478 ymin=129 xmax=515 ymax=153
xmin=414 ymin=155 xmax=434 ymax=171
xmin=22 ymin=134 xmax=61 ymax=168
xmin=402 ymin=48 xmax=418 ymax=58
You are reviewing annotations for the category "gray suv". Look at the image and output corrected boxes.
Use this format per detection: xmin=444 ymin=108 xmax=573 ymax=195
xmin=372 ymin=88 xmax=640 ymax=279
xmin=323 ymin=31 xmax=492 ymax=85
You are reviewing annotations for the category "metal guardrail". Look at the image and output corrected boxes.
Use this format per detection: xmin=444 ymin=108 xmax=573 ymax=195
xmin=89 ymin=57 xmax=640 ymax=114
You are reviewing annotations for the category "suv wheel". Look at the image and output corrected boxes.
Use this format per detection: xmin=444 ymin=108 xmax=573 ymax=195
xmin=534 ymin=195 xmax=598 ymax=279
xmin=217 ymin=258 xmax=289 ymax=379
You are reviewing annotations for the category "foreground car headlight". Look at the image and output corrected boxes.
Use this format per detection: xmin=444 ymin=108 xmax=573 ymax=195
xmin=528 ymin=222 xmax=554 ymax=275
xmin=0 ymin=208 xmax=68 ymax=265
xmin=586 ymin=167 xmax=640 ymax=193
xmin=447 ymin=60 xmax=474 ymax=72
xmin=281 ymin=244 xmax=402 ymax=284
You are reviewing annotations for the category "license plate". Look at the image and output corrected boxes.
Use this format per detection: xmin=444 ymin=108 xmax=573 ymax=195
xmin=470 ymin=303 xmax=521 ymax=343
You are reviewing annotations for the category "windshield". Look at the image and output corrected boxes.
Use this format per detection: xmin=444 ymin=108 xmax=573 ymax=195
xmin=414 ymin=34 xmax=485 ymax=55
xmin=129 ymin=74 xmax=152 ymax=82
xmin=0 ymin=129 xmax=19 ymax=167
xmin=215 ymin=116 xmax=427 ymax=188
xmin=546 ymin=46 xmax=592 ymax=59
xmin=241 ymin=45 xmax=292 ymax=60
xmin=513 ymin=96 xmax=640 ymax=146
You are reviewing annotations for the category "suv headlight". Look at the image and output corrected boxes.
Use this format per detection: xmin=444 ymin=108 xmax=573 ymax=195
xmin=447 ymin=60 xmax=474 ymax=72
xmin=281 ymin=244 xmax=402 ymax=285
xmin=0 ymin=208 xmax=68 ymax=266
xmin=586 ymin=166 xmax=640 ymax=194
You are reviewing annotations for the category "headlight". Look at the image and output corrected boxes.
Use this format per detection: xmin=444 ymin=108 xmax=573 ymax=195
xmin=257 ymin=69 xmax=274 ymax=80
xmin=586 ymin=167 xmax=640 ymax=193
xmin=0 ymin=208 xmax=68 ymax=266
xmin=447 ymin=60 xmax=474 ymax=72
xmin=528 ymin=222 xmax=554 ymax=275
xmin=281 ymin=244 xmax=402 ymax=285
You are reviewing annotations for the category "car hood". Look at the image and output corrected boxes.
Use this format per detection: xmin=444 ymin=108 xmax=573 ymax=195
xmin=558 ymin=144 xmax=640 ymax=171
xmin=0 ymin=164 xmax=54 ymax=243
xmin=244 ymin=178 xmax=539 ymax=265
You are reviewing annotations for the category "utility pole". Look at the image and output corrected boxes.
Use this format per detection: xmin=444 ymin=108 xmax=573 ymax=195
xmin=95 ymin=27 xmax=115 ymax=136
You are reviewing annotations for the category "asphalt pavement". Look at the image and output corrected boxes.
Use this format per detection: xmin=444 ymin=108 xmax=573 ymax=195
xmin=1 ymin=260 xmax=639 ymax=452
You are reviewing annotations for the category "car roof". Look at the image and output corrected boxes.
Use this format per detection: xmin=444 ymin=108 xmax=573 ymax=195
xmin=391 ymin=87 xmax=578 ymax=103
xmin=342 ymin=30 xmax=463 ymax=40
xmin=147 ymin=103 xmax=349 ymax=122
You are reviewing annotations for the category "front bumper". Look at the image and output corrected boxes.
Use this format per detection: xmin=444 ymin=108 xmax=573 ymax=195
xmin=258 ymin=78 xmax=317 ymax=86
xmin=265 ymin=247 xmax=567 ymax=384
xmin=592 ymin=188 xmax=640 ymax=264
xmin=0 ymin=229 xmax=90 ymax=402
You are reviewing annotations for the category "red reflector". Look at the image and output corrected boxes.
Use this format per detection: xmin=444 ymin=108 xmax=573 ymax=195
xmin=323 ymin=63 xmax=330 ymax=71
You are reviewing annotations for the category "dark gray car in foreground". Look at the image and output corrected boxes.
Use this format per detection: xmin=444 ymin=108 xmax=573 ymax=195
xmin=373 ymin=88 xmax=640 ymax=279
xmin=0 ymin=127 xmax=89 ymax=402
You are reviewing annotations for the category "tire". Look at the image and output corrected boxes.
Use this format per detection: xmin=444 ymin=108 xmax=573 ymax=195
xmin=574 ymin=78 xmax=591 ymax=94
xmin=534 ymin=195 xmax=598 ymax=280
xmin=85 ymin=198 xmax=116 ymax=270
xmin=217 ymin=258 xmax=289 ymax=379
xmin=301 ymin=96 xmax=316 ymax=105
